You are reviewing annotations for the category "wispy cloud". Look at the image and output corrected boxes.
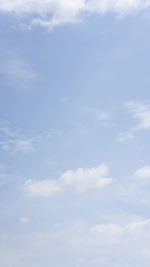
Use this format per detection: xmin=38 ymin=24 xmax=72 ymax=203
xmin=0 ymin=0 xmax=150 ymax=29
xmin=117 ymin=102 xmax=150 ymax=141
xmin=117 ymin=131 xmax=134 ymax=141
xmin=126 ymin=102 xmax=150 ymax=130
xmin=0 ymin=52 xmax=36 ymax=90
xmin=24 ymin=163 xmax=112 ymax=197
xmin=72 ymin=217 xmax=150 ymax=258
xmin=0 ymin=122 xmax=61 ymax=154
xmin=117 ymin=165 xmax=150 ymax=204
xmin=82 ymin=106 xmax=114 ymax=128
xmin=83 ymin=107 xmax=112 ymax=121
xmin=0 ymin=124 xmax=35 ymax=154
xmin=0 ymin=138 xmax=35 ymax=154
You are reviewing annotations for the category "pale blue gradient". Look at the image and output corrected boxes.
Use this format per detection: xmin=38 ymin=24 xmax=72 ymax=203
xmin=1 ymin=7 xmax=150 ymax=267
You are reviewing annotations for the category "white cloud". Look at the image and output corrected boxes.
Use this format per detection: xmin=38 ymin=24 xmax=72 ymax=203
xmin=0 ymin=0 xmax=150 ymax=29
xmin=83 ymin=107 xmax=111 ymax=122
xmin=0 ymin=127 xmax=19 ymax=138
xmin=73 ymin=218 xmax=150 ymax=249
xmin=0 ymin=139 xmax=35 ymax=154
xmin=132 ymin=165 xmax=150 ymax=183
xmin=60 ymin=163 xmax=112 ymax=192
xmin=24 ymin=163 xmax=112 ymax=197
xmin=117 ymin=102 xmax=150 ymax=141
xmin=2 ymin=217 xmax=150 ymax=267
xmin=69 ymin=217 xmax=150 ymax=266
xmin=0 ymin=123 xmax=35 ymax=154
xmin=0 ymin=122 xmax=61 ymax=154
xmin=24 ymin=179 xmax=62 ymax=197
xmin=19 ymin=217 xmax=31 ymax=223
xmin=116 ymin=165 xmax=150 ymax=205
xmin=81 ymin=106 xmax=114 ymax=128
xmin=90 ymin=218 xmax=150 ymax=238
xmin=126 ymin=102 xmax=150 ymax=130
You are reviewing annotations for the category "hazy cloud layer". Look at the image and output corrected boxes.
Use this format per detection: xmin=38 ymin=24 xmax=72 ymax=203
xmin=0 ymin=0 xmax=150 ymax=28
xmin=1 ymin=217 xmax=150 ymax=267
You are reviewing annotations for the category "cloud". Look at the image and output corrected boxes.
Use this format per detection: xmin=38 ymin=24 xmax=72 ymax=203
xmin=0 ymin=125 xmax=35 ymax=154
xmin=132 ymin=165 xmax=150 ymax=183
xmin=117 ymin=131 xmax=134 ymax=141
xmin=19 ymin=217 xmax=31 ymax=223
xmin=0 ymin=127 xmax=19 ymax=138
xmin=24 ymin=179 xmax=62 ymax=197
xmin=117 ymin=102 xmax=150 ymax=141
xmin=90 ymin=218 xmax=150 ymax=239
xmin=126 ymin=102 xmax=150 ymax=130
xmin=0 ymin=122 xmax=61 ymax=154
xmin=0 ymin=139 xmax=35 ymax=154
xmin=82 ymin=106 xmax=114 ymax=127
xmin=73 ymin=218 xmax=150 ymax=250
xmin=0 ymin=0 xmax=150 ymax=29
xmin=0 ymin=52 xmax=36 ymax=90
xmin=116 ymin=165 xmax=150 ymax=204
xmin=1 ymin=217 xmax=150 ymax=267
xmin=82 ymin=107 xmax=112 ymax=121
xmin=24 ymin=163 xmax=112 ymax=197
xmin=80 ymin=106 xmax=114 ymax=130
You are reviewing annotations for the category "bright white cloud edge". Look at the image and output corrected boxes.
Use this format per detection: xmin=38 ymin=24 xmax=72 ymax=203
xmin=1 ymin=0 xmax=150 ymax=29
xmin=24 ymin=163 xmax=112 ymax=197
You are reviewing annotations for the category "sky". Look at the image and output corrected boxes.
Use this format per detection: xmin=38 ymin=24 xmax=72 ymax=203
xmin=1 ymin=0 xmax=150 ymax=266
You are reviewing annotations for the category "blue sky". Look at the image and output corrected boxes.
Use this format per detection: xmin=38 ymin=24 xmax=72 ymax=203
xmin=1 ymin=1 xmax=150 ymax=266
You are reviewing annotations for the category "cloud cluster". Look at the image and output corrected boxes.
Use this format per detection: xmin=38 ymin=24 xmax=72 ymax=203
xmin=70 ymin=217 xmax=150 ymax=265
xmin=0 ymin=0 xmax=150 ymax=29
xmin=24 ymin=163 xmax=112 ymax=197
xmin=69 ymin=217 xmax=150 ymax=257
xmin=24 ymin=162 xmax=150 ymax=203
xmin=1 ymin=216 xmax=150 ymax=267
